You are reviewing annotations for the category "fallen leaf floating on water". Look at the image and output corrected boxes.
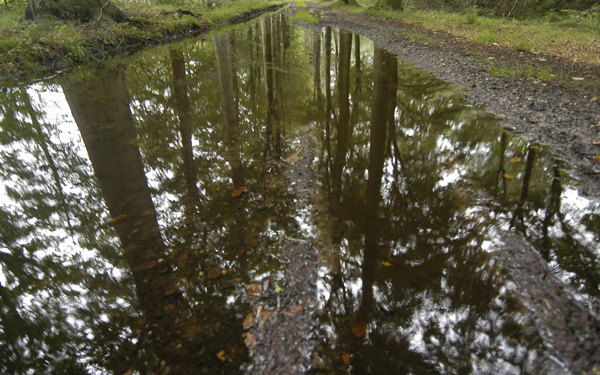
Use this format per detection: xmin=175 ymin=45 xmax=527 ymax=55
xmin=231 ymin=186 xmax=248 ymax=197
xmin=509 ymin=157 xmax=522 ymax=163
xmin=283 ymin=305 xmax=303 ymax=317
xmin=243 ymin=333 xmax=256 ymax=349
xmin=207 ymin=267 xmax=223 ymax=279
xmin=132 ymin=261 xmax=158 ymax=272
xmin=186 ymin=325 xmax=200 ymax=337
xmin=243 ymin=312 xmax=255 ymax=330
xmin=286 ymin=154 xmax=300 ymax=163
xmin=380 ymin=260 xmax=393 ymax=267
xmin=502 ymin=173 xmax=515 ymax=179
xmin=352 ymin=321 xmax=368 ymax=338
xmin=341 ymin=353 xmax=352 ymax=366
xmin=216 ymin=350 xmax=226 ymax=362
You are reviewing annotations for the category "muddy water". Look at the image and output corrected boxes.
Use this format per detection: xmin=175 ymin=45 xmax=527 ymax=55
xmin=0 ymin=11 xmax=599 ymax=375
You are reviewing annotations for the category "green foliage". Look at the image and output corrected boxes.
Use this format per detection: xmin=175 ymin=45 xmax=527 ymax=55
xmin=464 ymin=4 xmax=479 ymax=24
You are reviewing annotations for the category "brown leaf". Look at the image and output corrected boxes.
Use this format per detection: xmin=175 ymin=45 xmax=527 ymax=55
xmin=132 ymin=261 xmax=158 ymax=272
xmin=593 ymin=141 xmax=600 ymax=146
xmin=286 ymin=154 xmax=300 ymax=163
xmin=352 ymin=321 xmax=368 ymax=338
xmin=502 ymin=173 xmax=515 ymax=179
xmin=258 ymin=309 xmax=273 ymax=323
xmin=246 ymin=283 xmax=263 ymax=297
xmin=231 ymin=186 xmax=248 ymax=197
xmin=243 ymin=312 xmax=255 ymax=330
xmin=186 ymin=325 xmax=200 ymax=337
xmin=244 ymin=333 xmax=256 ymax=349
xmin=283 ymin=305 xmax=303 ymax=317
xmin=207 ymin=268 xmax=222 ymax=279
xmin=341 ymin=353 xmax=351 ymax=366
xmin=595 ymin=155 xmax=600 ymax=163
xmin=216 ymin=350 xmax=226 ymax=362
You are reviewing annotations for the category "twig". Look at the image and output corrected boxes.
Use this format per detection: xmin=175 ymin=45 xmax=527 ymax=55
xmin=96 ymin=0 xmax=111 ymax=23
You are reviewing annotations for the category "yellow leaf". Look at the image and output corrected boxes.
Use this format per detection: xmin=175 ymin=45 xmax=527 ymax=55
xmin=286 ymin=154 xmax=300 ymax=163
xmin=572 ymin=77 xmax=584 ymax=81
xmin=380 ymin=260 xmax=393 ymax=267
xmin=509 ymin=157 xmax=521 ymax=163
xmin=216 ymin=350 xmax=226 ymax=362
xmin=341 ymin=353 xmax=351 ymax=366
xmin=502 ymin=173 xmax=515 ymax=179
xmin=274 ymin=281 xmax=282 ymax=293
xmin=595 ymin=155 xmax=600 ymax=163
xmin=591 ymin=96 xmax=598 ymax=103
xmin=231 ymin=186 xmax=248 ymax=197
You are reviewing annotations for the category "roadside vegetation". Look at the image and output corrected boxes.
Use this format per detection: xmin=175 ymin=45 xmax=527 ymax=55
xmin=1 ymin=0 xmax=599 ymax=83
xmin=0 ymin=0 xmax=286 ymax=82
xmin=327 ymin=0 xmax=600 ymax=84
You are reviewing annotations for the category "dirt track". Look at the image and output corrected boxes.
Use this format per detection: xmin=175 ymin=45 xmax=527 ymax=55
xmin=302 ymin=1 xmax=600 ymax=197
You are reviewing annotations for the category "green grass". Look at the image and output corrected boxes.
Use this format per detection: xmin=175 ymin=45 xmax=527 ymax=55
xmin=0 ymin=0 xmax=287 ymax=82
xmin=489 ymin=61 xmax=555 ymax=82
xmin=296 ymin=0 xmax=308 ymax=8
xmin=292 ymin=10 xmax=319 ymax=24
xmin=355 ymin=5 xmax=600 ymax=66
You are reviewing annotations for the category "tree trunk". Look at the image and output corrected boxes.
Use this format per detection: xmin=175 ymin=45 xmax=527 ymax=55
xmin=25 ymin=0 xmax=126 ymax=25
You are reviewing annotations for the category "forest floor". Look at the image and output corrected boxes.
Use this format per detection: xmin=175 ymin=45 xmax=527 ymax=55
xmin=302 ymin=1 xmax=600 ymax=198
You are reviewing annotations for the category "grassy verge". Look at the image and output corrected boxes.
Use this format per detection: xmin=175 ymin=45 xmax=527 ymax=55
xmin=0 ymin=0 xmax=286 ymax=83
xmin=312 ymin=0 xmax=599 ymax=84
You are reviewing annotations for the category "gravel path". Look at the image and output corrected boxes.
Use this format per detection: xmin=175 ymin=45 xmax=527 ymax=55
xmin=303 ymin=1 xmax=600 ymax=197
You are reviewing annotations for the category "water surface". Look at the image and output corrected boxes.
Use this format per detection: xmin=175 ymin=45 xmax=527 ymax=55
xmin=0 ymin=12 xmax=599 ymax=375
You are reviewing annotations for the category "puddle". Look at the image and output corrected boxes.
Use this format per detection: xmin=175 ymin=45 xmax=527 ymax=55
xmin=0 ymin=11 xmax=599 ymax=375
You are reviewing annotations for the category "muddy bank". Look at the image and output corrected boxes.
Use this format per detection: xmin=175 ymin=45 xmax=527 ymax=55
xmin=303 ymin=2 xmax=600 ymax=198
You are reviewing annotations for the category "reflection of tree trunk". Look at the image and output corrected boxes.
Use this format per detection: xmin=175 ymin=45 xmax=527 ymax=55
xmin=542 ymin=161 xmax=562 ymax=256
xmin=21 ymin=89 xmax=74 ymax=236
xmin=511 ymin=145 xmax=536 ymax=233
xmin=248 ymin=24 xmax=256 ymax=99
xmin=170 ymin=48 xmax=201 ymax=223
xmin=214 ymin=33 xmax=248 ymax=259
xmin=261 ymin=15 xmax=275 ymax=157
xmin=330 ymin=30 xmax=352 ymax=241
xmin=496 ymin=132 xmax=508 ymax=195
xmin=356 ymin=46 xmax=396 ymax=327
xmin=271 ymin=16 xmax=283 ymax=155
xmin=63 ymin=69 xmax=191 ymax=374
xmin=324 ymin=26 xmax=333 ymax=185
xmin=214 ymin=34 xmax=244 ymax=190
xmin=314 ymin=29 xmax=325 ymax=145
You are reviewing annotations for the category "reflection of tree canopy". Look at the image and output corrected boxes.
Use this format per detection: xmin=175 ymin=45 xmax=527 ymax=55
xmin=0 ymin=15 xmax=319 ymax=374
xmin=316 ymin=35 xmax=556 ymax=374
xmin=0 ymin=85 xmax=139 ymax=374
xmin=1 ymin=17 xmax=598 ymax=375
